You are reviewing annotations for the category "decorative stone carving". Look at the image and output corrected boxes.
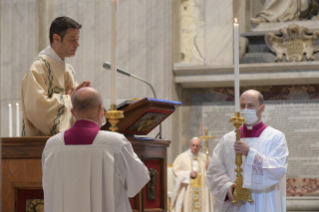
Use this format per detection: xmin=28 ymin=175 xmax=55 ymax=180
xmin=265 ymin=24 xmax=319 ymax=61
xmin=251 ymin=0 xmax=319 ymax=24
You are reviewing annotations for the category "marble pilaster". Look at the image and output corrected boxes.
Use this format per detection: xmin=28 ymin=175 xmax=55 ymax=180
xmin=205 ymin=0 xmax=233 ymax=66
xmin=1 ymin=0 xmax=38 ymax=136
xmin=180 ymin=0 xmax=205 ymax=65
xmin=36 ymin=0 xmax=56 ymax=53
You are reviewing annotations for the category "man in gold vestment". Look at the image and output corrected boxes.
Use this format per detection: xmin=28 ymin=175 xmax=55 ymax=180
xmin=21 ymin=16 xmax=91 ymax=136
xmin=171 ymin=137 xmax=214 ymax=212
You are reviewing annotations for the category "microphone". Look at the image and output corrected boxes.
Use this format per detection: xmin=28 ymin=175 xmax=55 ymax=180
xmin=103 ymin=62 xmax=161 ymax=138
xmin=103 ymin=62 xmax=157 ymax=98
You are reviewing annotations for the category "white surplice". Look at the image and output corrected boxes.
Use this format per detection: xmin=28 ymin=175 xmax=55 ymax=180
xmin=206 ymin=126 xmax=288 ymax=212
xmin=42 ymin=131 xmax=150 ymax=212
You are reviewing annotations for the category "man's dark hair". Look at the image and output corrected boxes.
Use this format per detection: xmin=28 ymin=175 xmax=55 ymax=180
xmin=72 ymin=92 xmax=102 ymax=112
xmin=49 ymin=16 xmax=82 ymax=44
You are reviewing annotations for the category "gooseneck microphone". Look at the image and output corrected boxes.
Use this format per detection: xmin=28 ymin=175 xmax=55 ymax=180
xmin=102 ymin=62 xmax=162 ymax=138
xmin=103 ymin=62 xmax=157 ymax=98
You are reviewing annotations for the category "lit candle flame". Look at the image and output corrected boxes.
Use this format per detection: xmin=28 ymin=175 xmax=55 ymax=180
xmin=9 ymin=104 xmax=11 ymax=107
xmin=16 ymin=103 xmax=19 ymax=106
xmin=234 ymin=18 xmax=238 ymax=24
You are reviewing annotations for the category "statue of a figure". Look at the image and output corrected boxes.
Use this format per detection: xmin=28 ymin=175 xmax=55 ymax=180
xmin=251 ymin=0 xmax=319 ymax=24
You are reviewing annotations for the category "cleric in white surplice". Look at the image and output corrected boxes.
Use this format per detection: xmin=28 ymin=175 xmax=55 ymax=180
xmin=42 ymin=87 xmax=150 ymax=212
xmin=206 ymin=89 xmax=289 ymax=212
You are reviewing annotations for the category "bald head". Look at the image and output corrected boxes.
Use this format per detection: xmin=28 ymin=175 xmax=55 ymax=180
xmin=72 ymin=87 xmax=102 ymax=112
xmin=71 ymin=87 xmax=105 ymax=126
xmin=190 ymin=137 xmax=202 ymax=155
xmin=241 ymin=89 xmax=264 ymax=106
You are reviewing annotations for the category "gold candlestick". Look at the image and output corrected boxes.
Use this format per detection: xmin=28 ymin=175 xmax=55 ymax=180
xmin=104 ymin=104 xmax=124 ymax=132
xmin=229 ymin=112 xmax=253 ymax=204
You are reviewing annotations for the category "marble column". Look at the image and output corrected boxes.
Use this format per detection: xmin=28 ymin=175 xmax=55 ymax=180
xmin=180 ymin=0 xmax=205 ymax=65
xmin=234 ymin=0 xmax=249 ymax=57
xmin=36 ymin=0 xmax=56 ymax=53
xmin=205 ymin=0 xmax=233 ymax=66
xmin=1 ymin=0 xmax=38 ymax=136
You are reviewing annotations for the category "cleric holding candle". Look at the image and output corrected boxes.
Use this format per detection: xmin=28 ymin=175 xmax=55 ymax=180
xmin=206 ymin=89 xmax=289 ymax=212
xmin=21 ymin=16 xmax=91 ymax=136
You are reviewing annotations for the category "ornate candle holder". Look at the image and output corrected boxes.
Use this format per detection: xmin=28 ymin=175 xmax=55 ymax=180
xmin=104 ymin=104 xmax=124 ymax=132
xmin=229 ymin=112 xmax=253 ymax=204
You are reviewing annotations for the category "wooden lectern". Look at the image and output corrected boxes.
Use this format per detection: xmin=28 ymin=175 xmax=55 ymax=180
xmin=103 ymin=98 xmax=181 ymax=211
xmin=2 ymin=98 xmax=180 ymax=212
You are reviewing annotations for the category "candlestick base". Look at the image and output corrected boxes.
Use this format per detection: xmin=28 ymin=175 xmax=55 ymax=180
xmin=229 ymin=112 xmax=253 ymax=204
xmin=104 ymin=104 xmax=124 ymax=132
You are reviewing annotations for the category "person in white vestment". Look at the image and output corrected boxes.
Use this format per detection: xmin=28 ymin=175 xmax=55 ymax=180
xmin=171 ymin=137 xmax=214 ymax=212
xmin=21 ymin=16 xmax=91 ymax=136
xmin=207 ymin=89 xmax=289 ymax=212
xmin=42 ymin=87 xmax=150 ymax=212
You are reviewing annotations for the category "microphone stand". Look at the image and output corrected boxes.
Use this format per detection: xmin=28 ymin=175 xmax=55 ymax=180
xmin=103 ymin=62 xmax=162 ymax=138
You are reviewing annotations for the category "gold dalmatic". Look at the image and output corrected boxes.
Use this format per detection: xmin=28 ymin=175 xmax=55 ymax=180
xmin=64 ymin=72 xmax=74 ymax=94
xmin=190 ymin=158 xmax=202 ymax=212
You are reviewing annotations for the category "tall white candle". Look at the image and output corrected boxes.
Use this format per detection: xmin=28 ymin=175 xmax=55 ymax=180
xmin=111 ymin=0 xmax=118 ymax=106
xmin=9 ymin=104 xmax=12 ymax=137
xmin=16 ymin=103 xmax=20 ymax=137
xmin=234 ymin=18 xmax=240 ymax=112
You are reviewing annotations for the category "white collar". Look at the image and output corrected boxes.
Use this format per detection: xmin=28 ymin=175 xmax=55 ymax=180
xmin=187 ymin=149 xmax=199 ymax=159
xmin=38 ymin=45 xmax=64 ymax=62
xmin=246 ymin=120 xmax=262 ymax=130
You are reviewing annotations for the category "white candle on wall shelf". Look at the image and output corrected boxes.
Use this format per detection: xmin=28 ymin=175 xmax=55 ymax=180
xmin=16 ymin=103 xmax=20 ymax=137
xmin=234 ymin=18 xmax=240 ymax=112
xmin=9 ymin=104 xmax=12 ymax=137
xmin=111 ymin=0 xmax=118 ymax=106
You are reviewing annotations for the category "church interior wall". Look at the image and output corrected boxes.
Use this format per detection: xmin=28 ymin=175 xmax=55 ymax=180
xmin=178 ymin=85 xmax=319 ymax=210
xmin=172 ymin=0 xmax=319 ymax=209
xmin=0 ymin=0 xmax=175 ymax=159
xmin=1 ymin=0 xmax=319 ymax=209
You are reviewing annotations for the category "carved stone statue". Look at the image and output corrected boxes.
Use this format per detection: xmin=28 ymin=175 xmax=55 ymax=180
xmin=251 ymin=0 xmax=319 ymax=24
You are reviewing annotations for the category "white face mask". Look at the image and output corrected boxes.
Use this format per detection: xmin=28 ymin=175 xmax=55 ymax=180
xmin=101 ymin=115 xmax=107 ymax=126
xmin=240 ymin=105 xmax=263 ymax=126
xmin=100 ymin=108 xmax=107 ymax=127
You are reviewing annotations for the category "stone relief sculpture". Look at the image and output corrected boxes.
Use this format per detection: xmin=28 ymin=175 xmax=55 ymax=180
xmin=251 ymin=0 xmax=319 ymax=24
xmin=265 ymin=24 xmax=319 ymax=61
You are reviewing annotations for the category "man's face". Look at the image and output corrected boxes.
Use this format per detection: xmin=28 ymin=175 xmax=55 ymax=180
xmin=190 ymin=139 xmax=201 ymax=155
xmin=55 ymin=28 xmax=80 ymax=59
xmin=240 ymin=91 xmax=264 ymax=121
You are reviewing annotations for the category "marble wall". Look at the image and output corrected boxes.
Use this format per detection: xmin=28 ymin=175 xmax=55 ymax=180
xmin=179 ymin=85 xmax=319 ymax=151
xmin=177 ymin=0 xmax=250 ymax=66
xmin=178 ymin=85 xmax=319 ymax=211
xmin=205 ymin=0 xmax=234 ymax=66
xmin=179 ymin=0 xmax=205 ymax=65
xmin=0 ymin=0 xmax=175 ymax=161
